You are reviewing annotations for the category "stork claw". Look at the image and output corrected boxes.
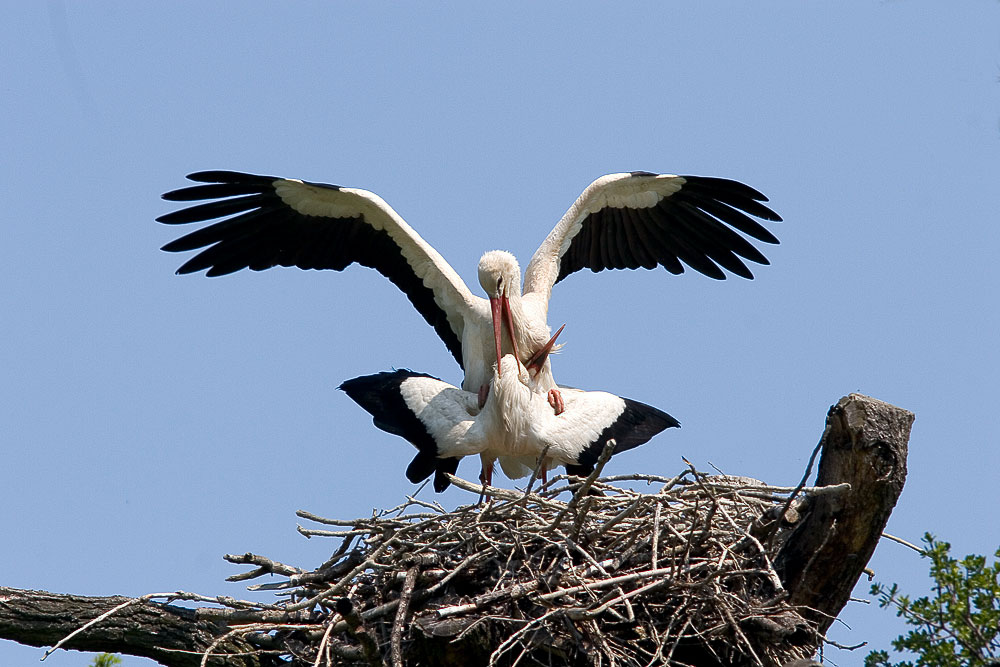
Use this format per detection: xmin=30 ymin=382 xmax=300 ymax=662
xmin=548 ymin=388 xmax=564 ymax=415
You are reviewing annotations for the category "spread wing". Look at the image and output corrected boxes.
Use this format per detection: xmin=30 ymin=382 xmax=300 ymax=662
xmin=523 ymin=171 xmax=782 ymax=301
xmin=551 ymin=390 xmax=680 ymax=476
xmin=158 ymin=171 xmax=478 ymax=368
xmin=339 ymin=369 xmax=478 ymax=492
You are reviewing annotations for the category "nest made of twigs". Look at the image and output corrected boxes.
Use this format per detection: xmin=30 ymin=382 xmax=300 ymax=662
xmin=220 ymin=451 xmax=831 ymax=667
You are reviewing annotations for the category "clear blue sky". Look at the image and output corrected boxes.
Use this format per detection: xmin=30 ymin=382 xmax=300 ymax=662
xmin=3 ymin=3 xmax=998 ymax=665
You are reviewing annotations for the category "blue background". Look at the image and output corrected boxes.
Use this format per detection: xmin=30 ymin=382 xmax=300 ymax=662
xmin=3 ymin=3 xmax=998 ymax=665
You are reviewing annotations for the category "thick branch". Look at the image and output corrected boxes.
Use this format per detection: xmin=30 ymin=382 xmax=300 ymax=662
xmin=0 ymin=587 xmax=265 ymax=667
xmin=775 ymin=393 xmax=913 ymax=631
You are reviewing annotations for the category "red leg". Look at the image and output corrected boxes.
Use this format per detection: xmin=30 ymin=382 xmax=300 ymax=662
xmin=548 ymin=388 xmax=565 ymax=415
xmin=477 ymin=463 xmax=492 ymax=504
xmin=478 ymin=383 xmax=490 ymax=408
xmin=479 ymin=461 xmax=494 ymax=487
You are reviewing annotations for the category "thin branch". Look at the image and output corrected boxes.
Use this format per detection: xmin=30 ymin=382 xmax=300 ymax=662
xmin=390 ymin=566 xmax=419 ymax=667
xmin=881 ymin=532 xmax=923 ymax=553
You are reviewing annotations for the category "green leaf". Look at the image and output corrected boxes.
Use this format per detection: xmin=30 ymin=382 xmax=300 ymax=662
xmin=866 ymin=535 xmax=999 ymax=667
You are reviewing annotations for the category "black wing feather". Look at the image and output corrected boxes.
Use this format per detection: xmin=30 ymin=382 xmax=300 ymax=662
xmin=340 ymin=370 xmax=460 ymax=492
xmin=680 ymin=176 xmax=782 ymax=221
xmin=186 ymin=170 xmax=275 ymax=185
xmin=632 ymin=207 xmax=685 ymax=275
xmin=687 ymin=193 xmax=781 ymax=245
xmin=555 ymin=174 xmax=781 ymax=283
xmin=611 ymin=208 xmax=633 ymax=270
xmin=667 ymin=201 xmax=755 ymax=279
xmin=647 ymin=204 xmax=728 ymax=280
xmin=158 ymin=171 xmax=464 ymax=368
xmin=161 ymin=182 xmax=264 ymax=202
xmin=588 ymin=215 xmax=605 ymax=272
xmin=621 ymin=210 xmax=657 ymax=270
xmin=156 ymin=195 xmax=265 ymax=225
xmin=604 ymin=208 xmax=623 ymax=269
xmin=567 ymin=398 xmax=680 ymax=475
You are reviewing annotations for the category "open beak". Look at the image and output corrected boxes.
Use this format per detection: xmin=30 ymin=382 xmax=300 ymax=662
xmin=526 ymin=324 xmax=565 ymax=374
xmin=489 ymin=295 xmax=521 ymax=377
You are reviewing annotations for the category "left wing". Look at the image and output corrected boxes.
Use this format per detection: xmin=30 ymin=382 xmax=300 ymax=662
xmin=523 ymin=172 xmax=782 ymax=301
xmin=158 ymin=171 xmax=477 ymax=368
xmin=339 ymin=369 xmax=478 ymax=492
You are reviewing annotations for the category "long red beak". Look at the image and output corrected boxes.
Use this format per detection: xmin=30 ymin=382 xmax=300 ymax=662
xmin=526 ymin=323 xmax=565 ymax=373
xmin=490 ymin=295 xmax=521 ymax=377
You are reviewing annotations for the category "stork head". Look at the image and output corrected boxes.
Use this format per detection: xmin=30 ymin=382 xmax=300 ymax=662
xmin=478 ymin=250 xmax=523 ymax=377
xmin=477 ymin=250 xmax=521 ymax=299
xmin=496 ymin=354 xmax=527 ymax=384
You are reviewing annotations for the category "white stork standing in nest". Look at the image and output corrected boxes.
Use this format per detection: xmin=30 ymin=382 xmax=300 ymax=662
xmin=158 ymin=169 xmax=782 ymax=415
xmin=339 ymin=341 xmax=680 ymax=492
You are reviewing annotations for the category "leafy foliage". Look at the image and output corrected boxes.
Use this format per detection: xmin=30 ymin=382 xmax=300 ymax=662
xmin=89 ymin=654 xmax=122 ymax=667
xmin=866 ymin=534 xmax=999 ymax=667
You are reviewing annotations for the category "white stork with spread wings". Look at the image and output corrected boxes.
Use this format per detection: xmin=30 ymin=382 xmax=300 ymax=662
xmin=339 ymin=354 xmax=680 ymax=492
xmin=158 ymin=170 xmax=782 ymax=413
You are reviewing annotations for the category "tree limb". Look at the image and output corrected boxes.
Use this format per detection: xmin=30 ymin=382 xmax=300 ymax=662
xmin=0 ymin=587 xmax=268 ymax=667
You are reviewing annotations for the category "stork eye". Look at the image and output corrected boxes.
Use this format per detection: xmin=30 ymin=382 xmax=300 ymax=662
xmin=496 ymin=277 xmax=503 ymax=290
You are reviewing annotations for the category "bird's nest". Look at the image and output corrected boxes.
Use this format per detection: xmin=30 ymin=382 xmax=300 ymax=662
xmin=212 ymin=447 xmax=830 ymax=667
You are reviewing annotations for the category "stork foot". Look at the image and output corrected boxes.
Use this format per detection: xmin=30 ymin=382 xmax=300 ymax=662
xmin=478 ymin=463 xmax=494 ymax=505
xmin=548 ymin=388 xmax=565 ymax=415
xmin=478 ymin=383 xmax=490 ymax=408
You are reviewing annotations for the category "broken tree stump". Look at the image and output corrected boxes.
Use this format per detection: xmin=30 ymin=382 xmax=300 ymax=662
xmin=775 ymin=393 xmax=914 ymax=632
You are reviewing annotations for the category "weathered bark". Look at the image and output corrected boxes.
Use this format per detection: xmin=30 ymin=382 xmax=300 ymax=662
xmin=0 ymin=588 xmax=267 ymax=667
xmin=774 ymin=393 xmax=914 ymax=632
xmin=0 ymin=394 xmax=913 ymax=666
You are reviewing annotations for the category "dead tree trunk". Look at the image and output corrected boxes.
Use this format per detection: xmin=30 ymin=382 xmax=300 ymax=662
xmin=774 ymin=393 xmax=913 ymax=632
xmin=0 ymin=394 xmax=913 ymax=666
